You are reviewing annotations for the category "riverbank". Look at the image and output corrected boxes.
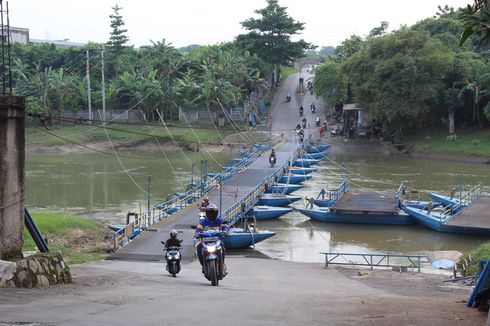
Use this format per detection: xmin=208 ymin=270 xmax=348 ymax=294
xmin=0 ymin=257 xmax=485 ymax=325
xmin=25 ymin=125 xmax=269 ymax=154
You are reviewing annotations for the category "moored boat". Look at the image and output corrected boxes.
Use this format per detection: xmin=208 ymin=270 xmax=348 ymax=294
xmin=296 ymin=206 xmax=414 ymax=225
xmin=224 ymin=228 xmax=276 ymax=248
xmin=253 ymin=206 xmax=293 ymax=219
xmin=265 ymin=183 xmax=303 ymax=194
xmin=278 ymin=174 xmax=312 ymax=184
xmin=293 ymin=158 xmax=320 ymax=168
xmin=289 ymin=167 xmax=317 ymax=175
xmin=307 ymin=144 xmax=332 ymax=153
xmin=258 ymin=194 xmax=302 ymax=206
xmin=303 ymin=152 xmax=326 ymax=160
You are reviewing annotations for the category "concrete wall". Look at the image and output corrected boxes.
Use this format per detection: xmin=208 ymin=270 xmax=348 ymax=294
xmin=179 ymin=107 xmax=245 ymax=125
xmin=0 ymin=96 xmax=25 ymax=260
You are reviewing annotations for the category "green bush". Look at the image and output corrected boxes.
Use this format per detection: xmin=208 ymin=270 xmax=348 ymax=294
xmin=463 ymin=242 xmax=490 ymax=275
xmin=472 ymin=139 xmax=480 ymax=146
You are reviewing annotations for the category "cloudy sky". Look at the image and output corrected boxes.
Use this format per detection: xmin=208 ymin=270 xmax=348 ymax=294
xmin=10 ymin=0 xmax=472 ymax=48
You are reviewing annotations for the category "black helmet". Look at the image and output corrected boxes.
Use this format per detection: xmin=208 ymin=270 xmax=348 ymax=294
xmin=170 ymin=229 xmax=178 ymax=239
xmin=205 ymin=204 xmax=219 ymax=221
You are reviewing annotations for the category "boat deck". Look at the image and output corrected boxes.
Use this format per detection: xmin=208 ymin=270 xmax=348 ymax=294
xmin=332 ymin=191 xmax=398 ymax=215
xmin=447 ymin=196 xmax=490 ymax=228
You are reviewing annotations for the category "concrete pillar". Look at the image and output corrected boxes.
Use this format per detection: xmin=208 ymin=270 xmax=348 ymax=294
xmin=0 ymin=95 xmax=26 ymax=260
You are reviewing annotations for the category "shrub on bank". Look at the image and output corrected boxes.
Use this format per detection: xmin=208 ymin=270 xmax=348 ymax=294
xmin=464 ymin=242 xmax=490 ymax=276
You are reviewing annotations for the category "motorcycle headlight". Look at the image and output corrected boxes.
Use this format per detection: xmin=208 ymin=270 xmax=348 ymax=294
xmin=207 ymin=244 xmax=216 ymax=253
xmin=175 ymin=252 xmax=180 ymax=259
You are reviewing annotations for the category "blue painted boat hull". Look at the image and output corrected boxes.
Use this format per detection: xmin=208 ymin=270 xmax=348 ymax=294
xmin=253 ymin=206 xmax=293 ymax=219
xmin=224 ymin=230 xmax=276 ymax=248
xmin=303 ymin=153 xmax=326 ymax=160
xmin=307 ymin=145 xmax=332 ymax=153
xmin=289 ymin=167 xmax=317 ymax=175
xmin=296 ymin=207 xmax=414 ymax=225
xmin=266 ymin=183 xmax=303 ymax=194
xmin=278 ymin=174 xmax=312 ymax=184
xmin=403 ymin=206 xmax=490 ymax=236
xmin=293 ymin=159 xmax=320 ymax=168
xmin=313 ymin=198 xmax=336 ymax=207
xmin=258 ymin=194 xmax=302 ymax=206
xmin=403 ymin=200 xmax=441 ymax=210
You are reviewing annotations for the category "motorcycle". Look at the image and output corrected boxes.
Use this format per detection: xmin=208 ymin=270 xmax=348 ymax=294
xmin=299 ymin=107 xmax=304 ymax=117
xmin=197 ymin=230 xmax=226 ymax=286
xmin=302 ymin=120 xmax=307 ymax=129
xmin=316 ymin=118 xmax=321 ymax=127
xmin=162 ymin=243 xmax=181 ymax=277
xmin=269 ymin=155 xmax=276 ymax=168
xmin=286 ymin=94 xmax=291 ymax=102
xmin=311 ymin=104 xmax=316 ymax=113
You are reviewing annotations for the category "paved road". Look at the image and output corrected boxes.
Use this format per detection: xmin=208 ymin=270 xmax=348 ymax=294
xmin=111 ymin=71 xmax=322 ymax=262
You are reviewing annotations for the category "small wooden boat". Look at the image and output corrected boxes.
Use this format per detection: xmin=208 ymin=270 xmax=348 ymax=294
xmin=253 ymin=206 xmax=293 ymax=219
xmin=303 ymin=152 xmax=326 ymax=160
xmin=278 ymin=174 xmax=312 ymax=184
xmin=289 ymin=167 xmax=317 ymax=175
xmin=293 ymin=158 xmax=320 ymax=168
xmin=265 ymin=183 xmax=303 ymax=194
xmin=307 ymin=144 xmax=331 ymax=153
xmin=224 ymin=228 xmax=276 ymax=249
xmin=258 ymin=194 xmax=302 ymax=206
xmin=296 ymin=206 xmax=414 ymax=225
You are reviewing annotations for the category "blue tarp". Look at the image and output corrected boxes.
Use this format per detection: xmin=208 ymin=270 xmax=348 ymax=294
xmin=432 ymin=259 xmax=455 ymax=270
xmin=259 ymin=100 xmax=266 ymax=113
xmin=249 ymin=112 xmax=256 ymax=127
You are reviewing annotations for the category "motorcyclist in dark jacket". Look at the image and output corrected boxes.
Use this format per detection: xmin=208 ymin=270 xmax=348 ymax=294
xmin=164 ymin=229 xmax=182 ymax=248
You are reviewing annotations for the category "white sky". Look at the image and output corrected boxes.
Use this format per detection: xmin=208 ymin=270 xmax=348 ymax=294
xmin=9 ymin=0 xmax=472 ymax=48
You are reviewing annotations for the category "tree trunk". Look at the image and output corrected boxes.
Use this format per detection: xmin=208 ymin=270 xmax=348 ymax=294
xmin=448 ymin=110 xmax=454 ymax=134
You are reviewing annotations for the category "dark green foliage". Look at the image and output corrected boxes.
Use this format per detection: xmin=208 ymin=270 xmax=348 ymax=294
xmin=236 ymin=0 xmax=314 ymax=67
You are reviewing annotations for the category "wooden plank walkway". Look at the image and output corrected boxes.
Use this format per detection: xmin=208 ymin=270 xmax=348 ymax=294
xmin=331 ymin=191 xmax=398 ymax=215
xmin=447 ymin=196 xmax=490 ymax=228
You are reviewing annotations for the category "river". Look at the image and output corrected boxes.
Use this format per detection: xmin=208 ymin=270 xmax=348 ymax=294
xmin=26 ymin=150 xmax=490 ymax=263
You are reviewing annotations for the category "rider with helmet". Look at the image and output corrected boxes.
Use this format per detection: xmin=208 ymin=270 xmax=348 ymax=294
xmin=195 ymin=204 xmax=229 ymax=270
xmin=200 ymin=197 xmax=210 ymax=209
xmin=164 ymin=229 xmax=183 ymax=248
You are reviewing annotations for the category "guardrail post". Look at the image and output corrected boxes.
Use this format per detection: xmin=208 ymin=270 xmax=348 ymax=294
xmin=370 ymin=255 xmax=373 ymax=270
xmin=418 ymin=256 xmax=421 ymax=272
xmin=325 ymin=253 xmax=328 ymax=268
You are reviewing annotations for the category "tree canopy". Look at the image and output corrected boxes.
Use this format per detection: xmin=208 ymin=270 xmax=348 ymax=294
xmin=236 ymin=0 xmax=313 ymax=67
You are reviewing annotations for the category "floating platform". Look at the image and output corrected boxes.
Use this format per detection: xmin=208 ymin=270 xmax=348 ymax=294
xmin=404 ymin=196 xmax=490 ymax=236
xmin=331 ymin=191 xmax=399 ymax=215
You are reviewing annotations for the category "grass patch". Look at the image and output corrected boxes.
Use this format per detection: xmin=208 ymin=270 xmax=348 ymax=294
xmin=464 ymin=242 xmax=490 ymax=276
xmin=407 ymin=129 xmax=490 ymax=157
xmin=23 ymin=211 xmax=113 ymax=265
xmin=26 ymin=123 xmax=240 ymax=148
xmin=280 ymin=66 xmax=297 ymax=79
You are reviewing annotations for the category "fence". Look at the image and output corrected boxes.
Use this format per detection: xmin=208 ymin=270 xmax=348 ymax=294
xmin=321 ymin=252 xmax=430 ymax=272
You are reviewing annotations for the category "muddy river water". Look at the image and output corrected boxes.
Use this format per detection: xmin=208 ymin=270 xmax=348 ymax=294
xmin=26 ymin=150 xmax=490 ymax=263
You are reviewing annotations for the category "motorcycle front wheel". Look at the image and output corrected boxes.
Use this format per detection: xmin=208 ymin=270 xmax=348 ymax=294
xmin=207 ymin=261 xmax=218 ymax=286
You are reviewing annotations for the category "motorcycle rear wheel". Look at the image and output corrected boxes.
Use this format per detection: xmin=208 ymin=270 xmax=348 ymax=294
xmin=208 ymin=261 xmax=218 ymax=286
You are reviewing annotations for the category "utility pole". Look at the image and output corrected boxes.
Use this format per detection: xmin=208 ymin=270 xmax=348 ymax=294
xmin=101 ymin=49 xmax=106 ymax=122
xmin=86 ymin=49 xmax=92 ymax=124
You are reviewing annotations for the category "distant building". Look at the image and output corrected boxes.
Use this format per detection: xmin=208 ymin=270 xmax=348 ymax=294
xmin=2 ymin=25 xmax=85 ymax=47
xmin=30 ymin=38 xmax=85 ymax=48
xmin=3 ymin=26 xmax=29 ymax=44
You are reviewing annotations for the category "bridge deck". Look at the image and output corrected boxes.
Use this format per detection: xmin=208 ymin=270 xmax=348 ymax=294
xmin=332 ymin=191 xmax=398 ymax=215
xmin=110 ymin=140 xmax=299 ymax=261
xmin=447 ymin=196 xmax=490 ymax=228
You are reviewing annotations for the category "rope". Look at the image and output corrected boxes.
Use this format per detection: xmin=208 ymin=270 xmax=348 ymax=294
xmin=140 ymin=111 xmax=186 ymax=191
xmin=0 ymin=196 xmax=25 ymax=210
xmin=98 ymin=111 xmax=166 ymax=201
xmin=180 ymin=108 xmax=224 ymax=168
xmin=154 ymin=110 xmax=200 ymax=172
